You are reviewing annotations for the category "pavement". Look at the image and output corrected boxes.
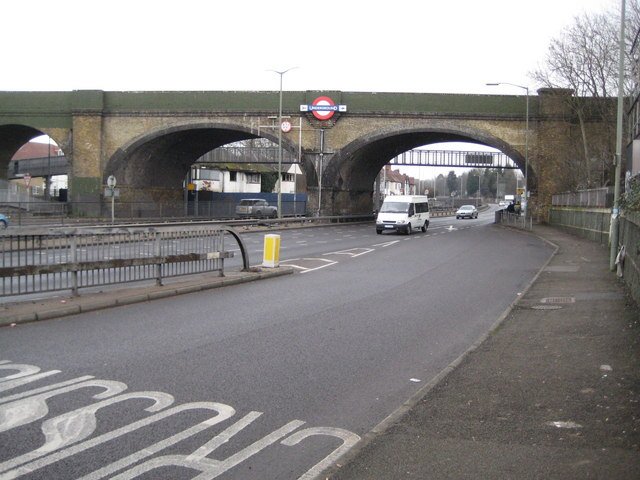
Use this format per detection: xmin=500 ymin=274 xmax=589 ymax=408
xmin=327 ymin=224 xmax=640 ymax=479
xmin=1 ymin=223 xmax=638 ymax=479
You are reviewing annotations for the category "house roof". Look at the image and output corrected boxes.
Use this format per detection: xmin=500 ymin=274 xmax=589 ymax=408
xmin=196 ymin=162 xmax=296 ymax=174
xmin=12 ymin=141 xmax=61 ymax=160
xmin=384 ymin=167 xmax=414 ymax=185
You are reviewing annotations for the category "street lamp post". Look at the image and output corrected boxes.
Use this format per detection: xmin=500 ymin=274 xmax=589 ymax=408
xmin=269 ymin=67 xmax=297 ymax=219
xmin=487 ymin=82 xmax=529 ymax=217
xmin=610 ymin=0 xmax=626 ymax=270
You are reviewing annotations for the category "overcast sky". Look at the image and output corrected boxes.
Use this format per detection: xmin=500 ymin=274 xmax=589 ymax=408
xmin=2 ymin=0 xmax=618 ymax=94
xmin=4 ymin=0 xmax=621 ymax=180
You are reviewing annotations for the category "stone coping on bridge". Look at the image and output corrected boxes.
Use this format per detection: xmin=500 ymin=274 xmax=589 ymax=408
xmin=0 ymin=90 xmax=541 ymax=123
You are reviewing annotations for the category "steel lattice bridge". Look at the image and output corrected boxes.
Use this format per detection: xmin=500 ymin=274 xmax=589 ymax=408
xmin=198 ymin=146 xmax=518 ymax=169
xmin=389 ymin=149 xmax=517 ymax=169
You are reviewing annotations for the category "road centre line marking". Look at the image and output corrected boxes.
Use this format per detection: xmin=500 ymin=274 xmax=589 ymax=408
xmin=299 ymin=261 xmax=338 ymax=273
xmin=323 ymin=248 xmax=373 ymax=258
xmin=372 ymin=240 xmax=400 ymax=248
xmin=279 ymin=258 xmax=338 ymax=273
xmin=280 ymin=264 xmax=312 ymax=272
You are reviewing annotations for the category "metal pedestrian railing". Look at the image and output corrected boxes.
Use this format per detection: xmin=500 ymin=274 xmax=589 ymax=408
xmin=0 ymin=227 xmax=248 ymax=297
xmin=495 ymin=210 xmax=533 ymax=230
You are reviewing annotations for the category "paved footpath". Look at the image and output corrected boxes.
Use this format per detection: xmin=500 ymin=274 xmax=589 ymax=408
xmin=328 ymin=224 xmax=640 ymax=480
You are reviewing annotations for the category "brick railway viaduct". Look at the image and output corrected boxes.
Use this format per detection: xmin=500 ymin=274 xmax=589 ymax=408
xmin=0 ymin=89 xmax=612 ymax=219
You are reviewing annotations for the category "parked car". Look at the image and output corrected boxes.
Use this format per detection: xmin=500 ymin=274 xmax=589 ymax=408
xmin=235 ymin=199 xmax=278 ymax=218
xmin=456 ymin=205 xmax=478 ymax=219
xmin=498 ymin=200 xmax=508 ymax=207
xmin=0 ymin=213 xmax=8 ymax=229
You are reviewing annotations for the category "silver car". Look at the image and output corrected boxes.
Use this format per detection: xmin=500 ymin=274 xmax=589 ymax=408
xmin=235 ymin=199 xmax=278 ymax=218
xmin=456 ymin=205 xmax=478 ymax=219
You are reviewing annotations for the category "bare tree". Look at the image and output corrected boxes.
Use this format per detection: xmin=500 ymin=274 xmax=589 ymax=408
xmin=531 ymin=1 xmax=639 ymax=189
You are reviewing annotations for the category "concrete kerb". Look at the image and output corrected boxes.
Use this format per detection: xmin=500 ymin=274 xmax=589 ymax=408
xmin=0 ymin=267 xmax=293 ymax=327
xmin=318 ymin=224 xmax=560 ymax=480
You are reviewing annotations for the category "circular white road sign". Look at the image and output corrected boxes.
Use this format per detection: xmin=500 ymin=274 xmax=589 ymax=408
xmin=281 ymin=120 xmax=292 ymax=133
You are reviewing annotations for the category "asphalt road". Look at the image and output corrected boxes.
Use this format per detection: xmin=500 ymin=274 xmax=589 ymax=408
xmin=0 ymin=209 xmax=555 ymax=479
xmin=230 ymin=208 xmax=498 ymax=270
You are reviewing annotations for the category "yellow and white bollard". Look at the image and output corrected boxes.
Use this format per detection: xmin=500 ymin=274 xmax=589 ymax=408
xmin=262 ymin=234 xmax=281 ymax=268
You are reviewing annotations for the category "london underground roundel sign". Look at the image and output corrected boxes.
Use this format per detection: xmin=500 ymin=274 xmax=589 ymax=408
xmin=310 ymin=96 xmax=338 ymax=121
xmin=300 ymin=96 xmax=347 ymax=122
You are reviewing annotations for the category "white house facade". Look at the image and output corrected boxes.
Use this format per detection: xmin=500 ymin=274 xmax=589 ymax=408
xmin=192 ymin=164 xmax=301 ymax=195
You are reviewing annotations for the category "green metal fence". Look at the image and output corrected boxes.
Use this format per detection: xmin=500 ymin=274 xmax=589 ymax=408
xmin=548 ymin=207 xmax=611 ymax=244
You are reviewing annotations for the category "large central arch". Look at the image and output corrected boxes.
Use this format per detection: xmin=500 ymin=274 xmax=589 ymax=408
xmin=321 ymin=125 xmax=532 ymax=215
xmin=105 ymin=122 xmax=302 ymax=189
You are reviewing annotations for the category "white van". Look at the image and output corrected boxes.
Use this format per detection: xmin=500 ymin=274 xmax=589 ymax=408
xmin=376 ymin=195 xmax=430 ymax=234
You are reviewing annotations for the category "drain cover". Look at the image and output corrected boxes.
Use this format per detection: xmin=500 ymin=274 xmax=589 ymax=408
xmin=541 ymin=297 xmax=575 ymax=304
xmin=532 ymin=305 xmax=563 ymax=310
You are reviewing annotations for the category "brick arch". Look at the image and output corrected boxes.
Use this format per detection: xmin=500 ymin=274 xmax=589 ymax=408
xmin=322 ymin=125 xmax=533 ymax=215
xmin=105 ymin=122 xmax=302 ymax=189
xmin=0 ymin=125 xmax=49 ymax=178
xmin=0 ymin=124 xmax=72 ymax=180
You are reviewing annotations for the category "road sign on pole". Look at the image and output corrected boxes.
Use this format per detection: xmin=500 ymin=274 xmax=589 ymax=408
xmin=281 ymin=120 xmax=292 ymax=133
xmin=106 ymin=175 xmax=117 ymax=224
